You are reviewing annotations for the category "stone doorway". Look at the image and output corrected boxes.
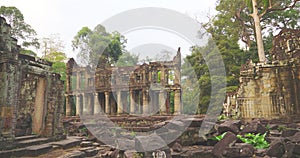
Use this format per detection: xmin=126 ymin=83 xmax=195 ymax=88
xmin=32 ymin=78 xmax=46 ymax=135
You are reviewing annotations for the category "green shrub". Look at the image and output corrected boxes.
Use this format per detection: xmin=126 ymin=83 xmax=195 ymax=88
xmin=210 ymin=132 xmax=227 ymax=141
xmin=237 ymin=133 xmax=269 ymax=149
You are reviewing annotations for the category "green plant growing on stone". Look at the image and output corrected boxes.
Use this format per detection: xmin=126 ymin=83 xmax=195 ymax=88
xmin=133 ymin=152 xmax=143 ymax=158
xmin=130 ymin=131 xmax=136 ymax=137
xmin=277 ymin=125 xmax=287 ymax=132
xmin=210 ymin=132 xmax=227 ymax=141
xmin=218 ymin=114 xmax=229 ymax=121
xmin=265 ymin=125 xmax=270 ymax=131
xmin=237 ymin=133 xmax=269 ymax=149
xmin=79 ymin=127 xmax=88 ymax=136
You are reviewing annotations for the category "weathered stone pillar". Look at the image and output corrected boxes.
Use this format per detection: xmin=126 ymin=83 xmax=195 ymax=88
xmin=159 ymin=91 xmax=166 ymax=114
xmin=65 ymin=71 xmax=72 ymax=116
xmin=174 ymin=90 xmax=182 ymax=114
xmin=94 ymin=93 xmax=101 ymax=114
xmin=82 ymin=93 xmax=88 ymax=114
xmin=130 ymin=90 xmax=135 ymax=114
xmin=166 ymin=91 xmax=170 ymax=114
xmin=76 ymin=72 xmax=81 ymax=90
xmin=117 ymin=91 xmax=123 ymax=115
xmin=122 ymin=92 xmax=129 ymax=114
xmin=160 ymin=69 xmax=165 ymax=84
xmin=105 ymin=91 xmax=110 ymax=115
xmin=65 ymin=95 xmax=72 ymax=116
xmin=174 ymin=68 xmax=180 ymax=85
xmin=143 ymin=90 xmax=149 ymax=114
xmin=76 ymin=94 xmax=81 ymax=115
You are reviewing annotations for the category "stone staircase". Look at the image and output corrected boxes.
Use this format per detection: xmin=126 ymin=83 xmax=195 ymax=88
xmin=0 ymin=135 xmax=82 ymax=157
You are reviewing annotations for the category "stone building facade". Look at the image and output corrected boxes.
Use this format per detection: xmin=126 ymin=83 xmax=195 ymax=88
xmin=0 ymin=17 xmax=64 ymax=140
xmin=236 ymin=29 xmax=300 ymax=119
xmin=65 ymin=49 xmax=182 ymax=116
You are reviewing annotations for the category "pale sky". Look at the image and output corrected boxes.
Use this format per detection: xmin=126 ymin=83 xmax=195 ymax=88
xmin=0 ymin=0 xmax=218 ymax=60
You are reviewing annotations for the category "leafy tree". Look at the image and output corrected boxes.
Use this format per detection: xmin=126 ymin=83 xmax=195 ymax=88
xmin=186 ymin=0 xmax=300 ymax=114
xmin=115 ymin=52 xmax=139 ymax=67
xmin=72 ymin=24 xmax=126 ymax=66
xmin=40 ymin=34 xmax=64 ymax=57
xmin=0 ymin=6 xmax=39 ymax=49
xmin=41 ymin=35 xmax=67 ymax=81
xmin=20 ymin=49 xmax=37 ymax=57
xmin=210 ymin=0 xmax=300 ymax=62
xmin=183 ymin=39 xmax=226 ymax=114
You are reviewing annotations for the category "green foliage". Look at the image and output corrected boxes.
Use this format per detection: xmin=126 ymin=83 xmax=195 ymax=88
xmin=72 ymin=24 xmax=127 ymax=66
xmin=133 ymin=153 xmax=143 ymax=158
xmin=40 ymin=35 xmax=67 ymax=82
xmin=51 ymin=62 xmax=67 ymax=81
xmin=237 ymin=133 xmax=269 ymax=149
xmin=20 ymin=49 xmax=37 ymax=57
xmin=130 ymin=131 xmax=136 ymax=137
xmin=43 ymin=51 xmax=67 ymax=63
xmin=0 ymin=6 xmax=39 ymax=49
xmin=184 ymin=0 xmax=300 ymax=113
xmin=211 ymin=132 xmax=227 ymax=141
xmin=115 ymin=52 xmax=139 ymax=67
xmin=218 ymin=114 xmax=229 ymax=121
xmin=183 ymin=39 xmax=227 ymax=114
xmin=277 ymin=125 xmax=287 ymax=132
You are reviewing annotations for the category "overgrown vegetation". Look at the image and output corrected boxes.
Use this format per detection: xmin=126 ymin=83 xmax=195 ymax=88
xmin=210 ymin=132 xmax=227 ymax=141
xmin=237 ymin=133 xmax=269 ymax=149
xmin=212 ymin=132 xmax=270 ymax=149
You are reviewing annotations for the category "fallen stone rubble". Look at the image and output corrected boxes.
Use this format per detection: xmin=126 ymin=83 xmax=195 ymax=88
xmin=61 ymin=116 xmax=300 ymax=158
xmin=1 ymin=116 xmax=299 ymax=157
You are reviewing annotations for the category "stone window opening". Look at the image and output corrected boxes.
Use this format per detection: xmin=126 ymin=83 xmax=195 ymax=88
xmin=136 ymin=74 xmax=141 ymax=83
xmin=168 ymin=70 xmax=175 ymax=85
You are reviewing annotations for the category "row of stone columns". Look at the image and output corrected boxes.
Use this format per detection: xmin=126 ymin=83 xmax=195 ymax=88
xmin=66 ymin=89 xmax=182 ymax=116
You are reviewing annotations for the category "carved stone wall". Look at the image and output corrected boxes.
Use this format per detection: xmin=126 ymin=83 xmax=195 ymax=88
xmin=0 ymin=17 xmax=64 ymax=140
xmin=235 ymin=29 xmax=300 ymax=119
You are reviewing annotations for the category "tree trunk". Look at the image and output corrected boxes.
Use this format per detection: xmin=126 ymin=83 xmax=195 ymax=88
xmin=252 ymin=0 xmax=266 ymax=63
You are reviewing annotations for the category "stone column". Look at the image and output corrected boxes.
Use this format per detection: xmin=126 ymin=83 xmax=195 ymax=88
xmin=142 ymin=90 xmax=149 ymax=114
xmin=160 ymin=69 xmax=165 ymax=84
xmin=130 ymin=90 xmax=135 ymax=114
xmin=159 ymin=91 xmax=166 ymax=114
xmin=76 ymin=94 xmax=81 ymax=115
xmin=82 ymin=93 xmax=88 ymax=115
xmin=174 ymin=68 xmax=180 ymax=85
xmin=166 ymin=92 xmax=170 ymax=114
xmin=76 ymin=72 xmax=81 ymax=90
xmin=65 ymin=95 xmax=72 ymax=116
xmin=65 ymin=71 xmax=72 ymax=116
xmin=94 ymin=93 xmax=101 ymax=114
xmin=117 ymin=91 xmax=123 ymax=115
xmin=174 ymin=89 xmax=182 ymax=114
xmin=105 ymin=91 xmax=110 ymax=114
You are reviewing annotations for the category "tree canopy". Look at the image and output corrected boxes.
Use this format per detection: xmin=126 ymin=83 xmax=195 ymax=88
xmin=0 ymin=6 xmax=39 ymax=49
xmin=72 ymin=24 xmax=127 ymax=66
xmin=183 ymin=0 xmax=300 ymax=113
xmin=41 ymin=34 xmax=67 ymax=81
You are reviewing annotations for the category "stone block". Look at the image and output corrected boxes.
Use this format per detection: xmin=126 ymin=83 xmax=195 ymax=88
xmin=223 ymin=143 xmax=254 ymax=158
xmin=282 ymin=129 xmax=299 ymax=137
xmin=241 ymin=121 xmax=267 ymax=134
xmin=266 ymin=139 xmax=285 ymax=157
xmin=218 ymin=120 xmax=241 ymax=134
xmin=212 ymin=131 xmax=237 ymax=158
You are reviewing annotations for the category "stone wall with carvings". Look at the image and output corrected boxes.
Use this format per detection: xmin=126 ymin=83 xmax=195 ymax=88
xmin=0 ymin=17 xmax=64 ymax=140
xmin=235 ymin=29 xmax=300 ymax=119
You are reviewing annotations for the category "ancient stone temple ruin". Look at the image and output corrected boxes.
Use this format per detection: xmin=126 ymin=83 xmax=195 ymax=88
xmin=65 ymin=49 xmax=182 ymax=116
xmin=0 ymin=17 xmax=64 ymax=140
xmin=236 ymin=29 xmax=300 ymax=119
